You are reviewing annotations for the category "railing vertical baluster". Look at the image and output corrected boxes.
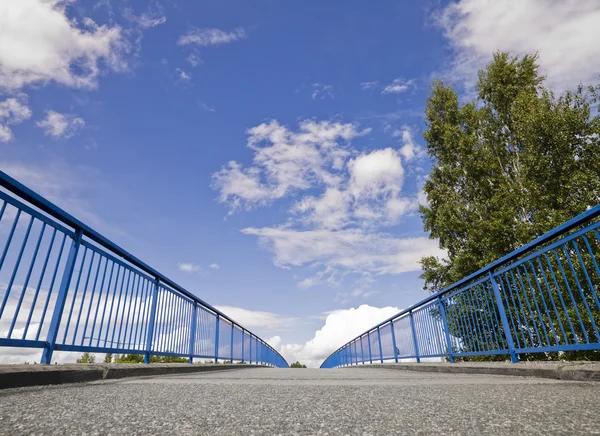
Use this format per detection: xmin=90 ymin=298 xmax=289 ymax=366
xmin=230 ymin=323 xmax=234 ymax=364
xmin=41 ymin=229 xmax=83 ymax=364
xmin=409 ymin=311 xmax=420 ymax=363
xmin=144 ymin=278 xmax=160 ymax=364
xmin=437 ymin=297 xmax=454 ymax=363
xmin=367 ymin=331 xmax=372 ymax=364
xmin=376 ymin=327 xmax=383 ymax=363
xmin=360 ymin=336 xmax=365 ymax=364
xmin=189 ymin=302 xmax=197 ymax=364
xmin=249 ymin=335 xmax=252 ymax=365
xmin=214 ymin=314 xmax=220 ymax=364
xmin=489 ymin=271 xmax=519 ymax=362
xmin=390 ymin=320 xmax=399 ymax=363
xmin=241 ymin=329 xmax=245 ymax=363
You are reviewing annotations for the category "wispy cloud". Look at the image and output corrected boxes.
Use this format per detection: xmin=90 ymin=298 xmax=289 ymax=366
xmin=311 ymin=83 xmax=334 ymax=100
xmin=381 ymin=78 xmax=415 ymax=95
xmin=209 ymin=263 xmax=220 ymax=270
xmin=360 ymin=81 xmax=378 ymax=90
xmin=175 ymin=68 xmax=192 ymax=84
xmin=178 ymin=263 xmax=200 ymax=273
xmin=178 ymin=28 xmax=246 ymax=47
xmin=36 ymin=110 xmax=85 ymax=139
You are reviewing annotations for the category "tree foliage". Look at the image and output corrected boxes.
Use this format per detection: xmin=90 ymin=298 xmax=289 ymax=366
xmin=420 ymin=52 xmax=600 ymax=291
xmin=76 ymin=352 xmax=96 ymax=364
xmin=420 ymin=52 xmax=600 ymax=361
xmin=114 ymin=354 xmax=189 ymax=364
xmin=290 ymin=361 xmax=307 ymax=368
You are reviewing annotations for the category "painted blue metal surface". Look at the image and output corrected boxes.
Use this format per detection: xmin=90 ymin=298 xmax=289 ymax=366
xmin=321 ymin=204 xmax=600 ymax=368
xmin=0 ymin=170 xmax=288 ymax=368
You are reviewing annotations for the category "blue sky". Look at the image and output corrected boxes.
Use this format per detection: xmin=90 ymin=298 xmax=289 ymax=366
xmin=2 ymin=0 xmax=599 ymax=366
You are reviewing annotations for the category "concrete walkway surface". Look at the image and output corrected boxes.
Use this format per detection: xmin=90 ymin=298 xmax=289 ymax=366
xmin=0 ymin=367 xmax=598 ymax=435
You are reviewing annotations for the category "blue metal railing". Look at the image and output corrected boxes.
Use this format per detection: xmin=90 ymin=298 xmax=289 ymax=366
xmin=0 ymin=170 xmax=288 ymax=368
xmin=321 ymin=205 xmax=600 ymax=368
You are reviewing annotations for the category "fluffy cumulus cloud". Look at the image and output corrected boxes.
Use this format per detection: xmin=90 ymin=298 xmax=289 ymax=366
xmin=275 ymin=305 xmax=401 ymax=368
xmin=178 ymin=28 xmax=246 ymax=47
xmin=212 ymin=119 xmax=439 ymax=291
xmin=212 ymin=120 xmax=370 ymax=212
xmin=0 ymin=0 xmax=127 ymax=91
xmin=0 ymin=95 xmax=32 ymax=142
xmin=36 ymin=110 xmax=85 ymax=139
xmin=437 ymin=0 xmax=600 ymax=90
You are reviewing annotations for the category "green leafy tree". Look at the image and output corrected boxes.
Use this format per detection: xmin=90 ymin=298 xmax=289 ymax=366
xmin=104 ymin=353 xmax=113 ymax=364
xmin=420 ymin=52 xmax=600 ymax=360
xmin=76 ymin=352 xmax=96 ymax=364
xmin=290 ymin=361 xmax=307 ymax=368
xmin=115 ymin=354 xmax=188 ymax=364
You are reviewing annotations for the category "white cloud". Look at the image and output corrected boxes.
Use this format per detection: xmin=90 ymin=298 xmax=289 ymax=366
xmin=187 ymin=53 xmax=201 ymax=67
xmin=36 ymin=110 xmax=85 ymax=139
xmin=242 ymin=227 xmax=445 ymax=275
xmin=348 ymin=148 xmax=404 ymax=199
xmin=215 ymin=306 xmax=296 ymax=330
xmin=0 ymin=0 xmax=126 ymax=91
xmin=178 ymin=28 xmax=246 ymax=47
xmin=276 ymin=304 xmax=401 ymax=368
xmin=360 ymin=81 xmax=378 ymax=90
xmin=382 ymin=78 xmax=414 ymax=95
xmin=437 ymin=0 xmax=600 ymax=91
xmin=310 ymin=83 xmax=334 ymax=100
xmin=392 ymin=126 xmax=426 ymax=162
xmin=124 ymin=5 xmax=167 ymax=30
xmin=212 ymin=120 xmax=369 ymax=212
xmin=212 ymin=119 xmax=436 ymax=285
xmin=178 ymin=263 xmax=200 ymax=272
xmin=0 ymin=95 xmax=32 ymax=142
xmin=176 ymin=68 xmax=191 ymax=83
xmin=200 ymin=102 xmax=216 ymax=113
xmin=209 ymin=263 xmax=220 ymax=270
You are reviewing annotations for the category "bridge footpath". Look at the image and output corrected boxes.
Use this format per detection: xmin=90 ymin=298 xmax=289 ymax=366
xmin=1 ymin=367 xmax=599 ymax=435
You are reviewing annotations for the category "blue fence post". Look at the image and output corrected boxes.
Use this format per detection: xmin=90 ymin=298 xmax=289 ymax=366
xmin=214 ymin=314 xmax=220 ymax=364
xmin=230 ymin=323 xmax=234 ymax=364
xmin=241 ymin=329 xmax=245 ymax=363
xmin=354 ymin=341 xmax=358 ymax=366
xmin=437 ymin=296 xmax=454 ymax=363
xmin=376 ymin=327 xmax=384 ymax=363
xmin=189 ymin=302 xmax=197 ymax=364
xmin=367 ymin=331 xmax=373 ymax=364
xmin=360 ymin=336 xmax=365 ymax=365
xmin=390 ymin=320 xmax=399 ymax=363
xmin=249 ymin=335 xmax=252 ymax=365
xmin=41 ymin=229 xmax=83 ymax=364
xmin=144 ymin=277 xmax=160 ymax=364
xmin=489 ymin=271 xmax=519 ymax=363
xmin=409 ymin=311 xmax=420 ymax=363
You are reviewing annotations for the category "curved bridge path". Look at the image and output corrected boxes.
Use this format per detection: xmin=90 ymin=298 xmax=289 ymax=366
xmin=1 ymin=368 xmax=599 ymax=435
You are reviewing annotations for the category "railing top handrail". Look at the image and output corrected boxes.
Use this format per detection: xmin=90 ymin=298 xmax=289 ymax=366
xmin=0 ymin=170 xmax=286 ymax=363
xmin=323 ymin=203 xmax=600 ymax=360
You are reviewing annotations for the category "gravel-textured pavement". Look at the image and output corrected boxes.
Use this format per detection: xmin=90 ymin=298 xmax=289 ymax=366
xmin=1 ymin=367 xmax=599 ymax=435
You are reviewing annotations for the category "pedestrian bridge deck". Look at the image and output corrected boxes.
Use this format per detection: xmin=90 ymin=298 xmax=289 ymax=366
xmin=1 ymin=367 xmax=598 ymax=435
